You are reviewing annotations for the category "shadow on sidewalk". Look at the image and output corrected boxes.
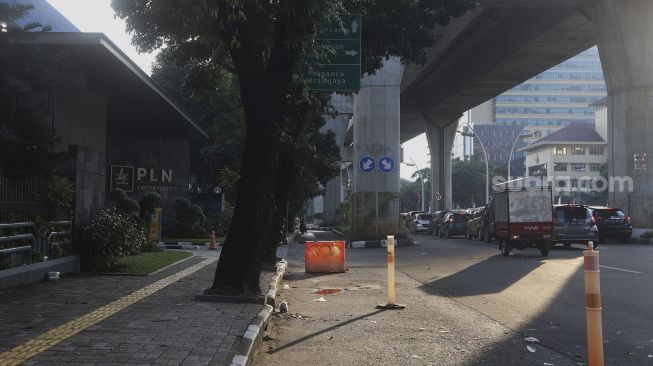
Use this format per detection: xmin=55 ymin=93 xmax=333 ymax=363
xmin=267 ymin=309 xmax=387 ymax=354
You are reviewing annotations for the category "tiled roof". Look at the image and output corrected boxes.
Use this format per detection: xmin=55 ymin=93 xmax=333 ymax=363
xmin=533 ymin=124 xmax=605 ymax=144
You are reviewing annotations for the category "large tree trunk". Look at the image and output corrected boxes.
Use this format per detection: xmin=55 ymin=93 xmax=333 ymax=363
xmin=261 ymin=154 xmax=295 ymax=264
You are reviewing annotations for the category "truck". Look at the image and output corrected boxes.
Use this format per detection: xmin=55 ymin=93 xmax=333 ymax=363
xmin=493 ymin=188 xmax=553 ymax=257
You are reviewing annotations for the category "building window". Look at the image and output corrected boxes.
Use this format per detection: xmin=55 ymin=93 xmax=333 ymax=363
xmin=571 ymin=179 xmax=579 ymax=188
xmin=571 ymin=163 xmax=586 ymax=172
xmin=589 ymin=146 xmax=604 ymax=155
xmin=589 ymin=163 xmax=602 ymax=172
xmin=554 ymin=163 xmax=568 ymax=172
xmin=534 ymin=130 xmax=542 ymax=138
xmin=553 ymin=147 xmax=567 ymax=155
xmin=571 ymin=147 xmax=586 ymax=155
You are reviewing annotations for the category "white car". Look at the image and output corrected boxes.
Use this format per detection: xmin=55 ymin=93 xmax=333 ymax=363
xmin=410 ymin=213 xmax=433 ymax=234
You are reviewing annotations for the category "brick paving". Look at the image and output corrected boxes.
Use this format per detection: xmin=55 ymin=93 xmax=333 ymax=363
xmin=0 ymin=253 xmax=268 ymax=366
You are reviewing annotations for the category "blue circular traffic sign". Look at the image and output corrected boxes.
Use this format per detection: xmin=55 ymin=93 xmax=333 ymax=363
xmin=359 ymin=156 xmax=375 ymax=173
xmin=378 ymin=156 xmax=395 ymax=173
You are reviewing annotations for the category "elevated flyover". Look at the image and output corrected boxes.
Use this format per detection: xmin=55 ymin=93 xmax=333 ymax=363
xmin=348 ymin=0 xmax=652 ymax=235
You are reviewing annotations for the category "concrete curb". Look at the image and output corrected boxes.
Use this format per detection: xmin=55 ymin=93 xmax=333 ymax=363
xmin=230 ymin=259 xmax=287 ymax=366
xmin=349 ymin=238 xmax=414 ymax=249
xmin=635 ymin=237 xmax=653 ymax=244
xmin=229 ymin=304 xmax=274 ymax=366
xmin=265 ymin=260 xmax=287 ymax=309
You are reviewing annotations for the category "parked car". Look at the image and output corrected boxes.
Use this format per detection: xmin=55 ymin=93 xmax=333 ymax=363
xmin=553 ymin=204 xmax=599 ymax=247
xmin=466 ymin=208 xmax=484 ymax=240
xmin=410 ymin=213 xmax=433 ymax=234
xmin=438 ymin=211 xmax=468 ymax=238
xmin=405 ymin=210 xmax=426 ymax=228
xmin=429 ymin=210 xmax=449 ymax=236
xmin=479 ymin=201 xmax=496 ymax=242
xmin=590 ymin=207 xmax=632 ymax=243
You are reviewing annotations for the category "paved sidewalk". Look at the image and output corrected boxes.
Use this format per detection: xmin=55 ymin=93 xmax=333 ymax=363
xmin=0 ymin=252 xmax=267 ymax=366
xmin=254 ymin=245 xmax=582 ymax=366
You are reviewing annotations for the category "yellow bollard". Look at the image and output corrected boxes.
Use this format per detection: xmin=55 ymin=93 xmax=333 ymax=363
xmin=583 ymin=241 xmax=604 ymax=366
xmin=377 ymin=235 xmax=405 ymax=310
xmin=209 ymin=230 xmax=218 ymax=250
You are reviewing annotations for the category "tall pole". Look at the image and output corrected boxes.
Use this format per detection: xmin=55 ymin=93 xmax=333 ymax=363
xmin=409 ymin=158 xmax=424 ymax=212
xmin=508 ymin=132 xmax=532 ymax=183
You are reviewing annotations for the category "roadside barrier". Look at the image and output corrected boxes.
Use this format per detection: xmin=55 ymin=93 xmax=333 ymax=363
xmin=209 ymin=230 xmax=218 ymax=250
xmin=584 ymin=241 xmax=604 ymax=366
xmin=377 ymin=235 xmax=405 ymax=310
xmin=305 ymin=241 xmax=345 ymax=273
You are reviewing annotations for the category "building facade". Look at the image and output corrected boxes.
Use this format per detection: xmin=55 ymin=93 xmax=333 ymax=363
xmin=469 ymin=47 xmax=607 ymax=176
xmin=522 ymin=124 xmax=607 ymax=203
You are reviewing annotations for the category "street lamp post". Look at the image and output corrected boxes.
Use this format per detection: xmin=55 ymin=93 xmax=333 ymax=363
xmin=459 ymin=124 xmax=489 ymax=204
xmin=403 ymin=160 xmax=425 ymax=212
xmin=508 ymin=132 xmax=534 ymax=183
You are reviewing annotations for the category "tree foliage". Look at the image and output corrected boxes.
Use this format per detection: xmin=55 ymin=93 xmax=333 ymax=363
xmin=113 ymin=0 xmax=476 ymax=295
xmin=0 ymin=2 xmax=61 ymax=178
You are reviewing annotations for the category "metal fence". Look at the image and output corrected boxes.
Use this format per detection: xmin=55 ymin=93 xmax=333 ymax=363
xmin=0 ymin=178 xmax=74 ymax=270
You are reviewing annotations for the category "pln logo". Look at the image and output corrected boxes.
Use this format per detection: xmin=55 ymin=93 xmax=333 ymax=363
xmin=110 ymin=165 xmax=135 ymax=192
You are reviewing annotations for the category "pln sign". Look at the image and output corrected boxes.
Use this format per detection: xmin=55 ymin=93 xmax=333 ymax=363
xmin=110 ymin=165 xmax=174 ymax=193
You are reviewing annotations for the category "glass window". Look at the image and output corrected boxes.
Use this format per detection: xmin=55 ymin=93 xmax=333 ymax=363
xmin=571 ymin=147 xmax=586 ymax=155
xmin=554 ymin=163 xmax=568 ymax=172
xmin=553 ymin=147 xmax=567 ymax=155
xmin=589 ymin=146 xmax=604 ymax=155
xmin=571 ymin=163 xmax=586 ymax=172
xmin=589 ymin=163 xmax=602 ymax=172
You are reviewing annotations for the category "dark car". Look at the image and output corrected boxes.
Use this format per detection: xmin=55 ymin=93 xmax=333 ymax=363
xmin=591 ymin=207 xmax=632 ymax=243
xmin=428 ymin=210 xmax=449 ymax=236
xmin=553 ymin=205 xmax=599 ymax=247
xmin=466 ymin=208 xmax=484 ymax=240
xmin=479 ymin=202 xmax=495 ymax=242
xmin=438 ymin=211 xmax=468 ymax=238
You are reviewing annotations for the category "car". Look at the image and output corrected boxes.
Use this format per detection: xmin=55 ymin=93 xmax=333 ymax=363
xmin=553 ymin=204 xmax=599 ymax=247
xmin=410 ymin=213 xmax=433 ymax=234
xmin=428 ymin=210 xmax=449 ymax=236
xmin=438 ymin=211 xmax=468 ymax=238
xmin=405 ymin=210 xmax=426 ymax=227
xmin=478 ymin=201 xmax=496 ymax=242
xmin=466 ymin=208 xmax=484 ymax=240
xmin=590 ymin=207 xmax=632 ymax=243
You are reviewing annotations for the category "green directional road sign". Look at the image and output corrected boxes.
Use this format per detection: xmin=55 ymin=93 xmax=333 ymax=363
xmin=308 ymin=14 xmax=361 ymax=92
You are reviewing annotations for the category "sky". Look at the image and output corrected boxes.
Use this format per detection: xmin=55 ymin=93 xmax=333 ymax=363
xmin=47 ymin=0 xmax=159 ymax=75
xmin=45 ymin=0 xmax=432 ymax=179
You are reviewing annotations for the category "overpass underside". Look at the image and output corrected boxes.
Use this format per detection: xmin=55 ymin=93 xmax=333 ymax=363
xmin=345 ymin=0 xmax=653 ymax=237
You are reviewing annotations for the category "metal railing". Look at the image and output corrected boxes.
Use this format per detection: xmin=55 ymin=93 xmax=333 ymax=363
xmin=0 ymin=221 xmax=73 ymax=271
xmin=0 ymin=222 xmax=37 ymax=270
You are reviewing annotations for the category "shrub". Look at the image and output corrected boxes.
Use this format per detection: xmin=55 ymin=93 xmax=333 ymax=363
xmin=81 ymin=207 xmax=148 ymax=272
xmin=110 ymin=188 xmax=140 ymax=214
xmin=140 ymin=192 xmax=163 ymax=222
xmin=171 ymin=198 xmax=207 ymax=237
xmin=641 ymin=230 xmax=653 ymax=239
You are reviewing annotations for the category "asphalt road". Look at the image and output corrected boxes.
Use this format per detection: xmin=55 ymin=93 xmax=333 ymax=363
xmin=281 ymin=232 xmax=653 ymax=365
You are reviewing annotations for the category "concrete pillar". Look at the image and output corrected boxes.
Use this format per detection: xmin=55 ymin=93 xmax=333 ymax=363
xmin=591 ymin=0 xmax=653 ymax=227
xmin=320 ymin=94 xmax=353 ymax=226
xmin=351 ymin=57 xmax=403 ymax=238
xmin=425 ymin=116 xmax=459 ymax=212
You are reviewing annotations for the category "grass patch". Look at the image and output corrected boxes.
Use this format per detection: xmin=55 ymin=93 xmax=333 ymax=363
xmin=162 ymin=237 xmax=224 ymax=244
xmin=112 ymin=251 xmax=193 ymax=275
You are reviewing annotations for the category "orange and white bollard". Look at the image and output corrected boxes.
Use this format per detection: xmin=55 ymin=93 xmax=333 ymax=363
xmin=377 ymin=235 xmax=405 ymax=310
xmin=209 ymin=230 xmax=218 ymax=250
xmin=583 ymin=241 xmax=604 ymax=366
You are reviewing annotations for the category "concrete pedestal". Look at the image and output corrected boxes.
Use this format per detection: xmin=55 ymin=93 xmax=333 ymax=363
xmin=592 ymin=0 xmax=653 ymax=227
xmin=351 ymin=58 xmax=403 ymax=239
